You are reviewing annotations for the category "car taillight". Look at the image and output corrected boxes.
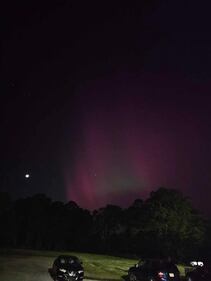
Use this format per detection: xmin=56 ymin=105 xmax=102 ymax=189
xmin=158 ymin=272 xmax=165 ymax=280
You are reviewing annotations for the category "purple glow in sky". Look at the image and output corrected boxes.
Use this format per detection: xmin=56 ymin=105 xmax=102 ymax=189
xmin=3 ymin=0 xmax=211 ymax=215
xmin=64 ymin=73 xmax=210 ymax=211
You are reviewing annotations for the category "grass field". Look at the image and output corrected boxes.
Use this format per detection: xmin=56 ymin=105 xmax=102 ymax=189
xmin=0 ymin=249 xmax=187 ymax=281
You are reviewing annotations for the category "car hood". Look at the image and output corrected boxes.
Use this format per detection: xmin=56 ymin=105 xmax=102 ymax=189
xmin=58 ymin=264 xmax=83 ymax=271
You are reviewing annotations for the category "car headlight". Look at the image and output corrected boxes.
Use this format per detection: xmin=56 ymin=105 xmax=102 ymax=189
xmin=68 ymin=271 xmax=76 ymax=276
xmin=59 ymin=268 xmax=66 ymax=273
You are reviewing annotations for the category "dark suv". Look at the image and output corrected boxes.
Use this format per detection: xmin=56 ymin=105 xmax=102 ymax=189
xmin=185 ymin=261 xmax=211 ymax=281
xmin=128 ymin=258 xmax=181 ymax=281
xmin=50 ymin=255 xmax=84 ymax=281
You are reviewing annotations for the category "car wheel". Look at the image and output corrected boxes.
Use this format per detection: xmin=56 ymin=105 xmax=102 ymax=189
xmin=129 ymin=273 xmax=138 ymax=281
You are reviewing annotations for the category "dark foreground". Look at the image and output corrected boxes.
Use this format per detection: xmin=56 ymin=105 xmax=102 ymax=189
xmin=0 ymin=250 xmax=187 ymax=281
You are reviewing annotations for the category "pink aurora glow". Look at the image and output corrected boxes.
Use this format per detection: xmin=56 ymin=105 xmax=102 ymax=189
xmin=64 ymin=75 xmax=204 ymax=210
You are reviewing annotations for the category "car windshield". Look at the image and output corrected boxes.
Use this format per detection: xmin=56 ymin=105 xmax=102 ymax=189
xmin=143 ymin=260 xmax=177 ymax=272
xmin=144 ymin=260 xmax=163 ymax=268
xmin=59 ymin=257 xmax=80 ymax=265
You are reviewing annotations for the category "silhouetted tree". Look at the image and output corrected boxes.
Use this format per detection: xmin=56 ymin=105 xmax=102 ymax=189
xmin=92 ymin=204 xmax=123 ymax=252
xmin=122 ymin=198 xmax=145 ymax=253
xmin=0 ymin=192 xmax=12 ymax=247
xmin=0 ymin=188 xmax=207 ymax=261
xmin=143 ymin=187 xmax=205 ymax=259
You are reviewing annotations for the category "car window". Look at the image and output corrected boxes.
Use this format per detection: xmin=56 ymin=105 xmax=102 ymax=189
xmin=138 ymin=260 xmax=144 ymax=267
xmin=141 ymin=261 xmax=152 ymax=271
xmin=142 ymin=260 xmax=163 ymax=271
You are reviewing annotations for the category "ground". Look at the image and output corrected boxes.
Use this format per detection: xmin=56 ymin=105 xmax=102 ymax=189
xmin=0 ymin=249 xmax=187 ymax=281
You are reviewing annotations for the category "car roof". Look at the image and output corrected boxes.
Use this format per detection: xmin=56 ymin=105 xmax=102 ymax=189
xmin=141 ymin=258 xmax=164 ymax=262
xmin=56 ymin=255 xmax=81 ymax=263
xmin=141 ymin=258 xmax=174 ymax=267
xmin=57 ymin=255 xmax=78 ymax=259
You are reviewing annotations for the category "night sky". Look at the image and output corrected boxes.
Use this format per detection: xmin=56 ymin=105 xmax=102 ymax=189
xmin=2 ymin=1 xmax=211 ymax=213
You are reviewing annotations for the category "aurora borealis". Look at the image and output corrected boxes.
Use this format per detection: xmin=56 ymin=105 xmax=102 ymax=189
xmin=2 ymin=1 xmax=211 ymax=214
xmin=63 ymin=74 xmax=210 ymax=211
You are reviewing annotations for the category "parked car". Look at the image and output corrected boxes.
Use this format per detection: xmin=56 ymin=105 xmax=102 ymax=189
xmin=49 ymin=255 xmax=84 ymax=281
xmin=185 ymin=260 xmax=211 ymax=281
xmin=128 ymin=258 xmax=181 ymax=281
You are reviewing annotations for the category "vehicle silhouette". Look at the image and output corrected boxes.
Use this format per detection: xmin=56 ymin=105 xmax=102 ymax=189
xmin=49 ymin=255 xmax=84 ymax=281
xmin=128 ymin=258 xmax=181 ymax=281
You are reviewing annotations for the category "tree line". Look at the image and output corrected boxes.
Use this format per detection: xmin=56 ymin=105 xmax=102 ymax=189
xmin=0 ymin=187 xmax=210 ymax=261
